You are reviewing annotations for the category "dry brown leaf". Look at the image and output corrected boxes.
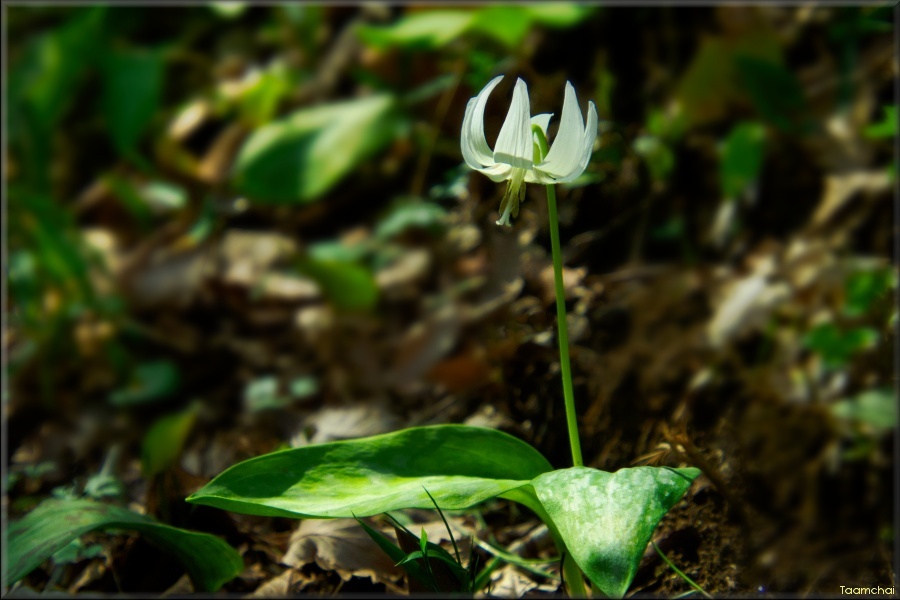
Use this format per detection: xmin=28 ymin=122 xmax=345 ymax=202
xmin=294 ymin=402 xmax=403 ymax=446
xmin=811 ymin=170 xmax=891 ymax=229
xmin=219 ymin=230 xmax=298 ymax=287
xmin=707 ymin=257 xmax=790 ymax=348
xmin=376 ymin=248 xmax=432 ymax=300
xmin=247 ymin=568 xmax=316 ymax=598
xmin=389 ymin=301 xmax=461 ymax=392
xmin=283 ymin=519 xmax=404 ymax=587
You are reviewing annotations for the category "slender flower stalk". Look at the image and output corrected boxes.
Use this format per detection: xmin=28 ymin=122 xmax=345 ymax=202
xmin=545 ymin=183 xmax=583 ymax=467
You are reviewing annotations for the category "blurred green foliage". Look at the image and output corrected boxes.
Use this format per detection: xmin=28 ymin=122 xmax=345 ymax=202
xmin=720 ymin=122 xmax=766 ymax=200
xmin=234 ymin=94 xmax=398 ymax=203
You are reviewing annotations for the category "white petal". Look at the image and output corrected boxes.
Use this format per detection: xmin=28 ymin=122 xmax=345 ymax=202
xmin=475 ymin=163 xmax=514 ymax=182
xmin=537 ymin=82 xmax=585 ymax=180
xmin=547 ymin=100 xmax=598 ymax=183
xmin=493 ymin=78 xmax=533 ymax=170
xmin=525 ymin=169 xmax=552 ymax=184
xmin=531 ymin=113 xmax=553 ymax=137
xmin=461 ymin=76 xmax=504 ymax=169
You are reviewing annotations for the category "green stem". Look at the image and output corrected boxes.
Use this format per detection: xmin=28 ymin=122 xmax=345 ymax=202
xmin=545 ymin=184 xmax=583 ymax=468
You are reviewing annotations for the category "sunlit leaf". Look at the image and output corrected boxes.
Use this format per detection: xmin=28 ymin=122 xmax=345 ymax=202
xmin=8 ymin=498 xmax=242 ymax=591
xmin=357 ymin=11 xmax=474 ymax=49
xmin=522 ymin=3 xmax=594 ymax=27
xmin=187 ymin=425 xmax=553 ymax=518
xmin=531 ymin=466 xmax=699 ymax=598
xmin=234 ymin=94 xmax=396 ymax=203
xmin=470 ymin=7 xmax=533 ymax=48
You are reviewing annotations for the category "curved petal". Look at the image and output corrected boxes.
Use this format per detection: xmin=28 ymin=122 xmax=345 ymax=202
xmin=461 ymin=76 xmax=504 ymax=169
xmin=474 ymin=162 xmax=514 ymax=182
xmin=537 ymin=81 xmax=585 ymax=180
xmin=545 ymin=100 xmax=599 ymax=183
xmin=531 ymin=113 xmax=553 ymax=137
xmin=493 ymin=78 xmax=533 ymax=170
xmin=525 ymin=168 xmax=552 ymax=184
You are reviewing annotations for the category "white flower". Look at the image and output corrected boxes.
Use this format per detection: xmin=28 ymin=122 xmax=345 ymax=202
xmin=461 ymin=76 xmax=598 ymax=226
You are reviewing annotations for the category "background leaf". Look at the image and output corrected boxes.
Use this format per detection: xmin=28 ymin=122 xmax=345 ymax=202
xmin=141 ymin=403 xmax=198 ymax=477
xmin=8 ymin=498 xmax=242 ymax=592
xmin=109 ymin=360 xmax=180 ymax=406
xmin=101 ymin=47 xmax=166 ymax=156
xmin=531 ymin=466 xmax=699 ymax=598
xmin=187 ymin=425 xmax=552 ymax=518
xmin=234 ymin=94 xmax=396 ymax=203
xmin=296 ymin=258 xmax=379 ymax=312
xmin=720 ymin=122 xmax=766 ymax=199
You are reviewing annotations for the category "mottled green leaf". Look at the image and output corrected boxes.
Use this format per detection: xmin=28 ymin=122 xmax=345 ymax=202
xmin=531 ymin=466 xmax=699 ymax=598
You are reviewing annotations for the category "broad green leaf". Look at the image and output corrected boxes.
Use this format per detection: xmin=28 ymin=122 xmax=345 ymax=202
xmin=234 ymin=94 xmax=396 ymax=203
xmin=523 ymin=4 xmax=594 ymax=27
xmin=296 ymin=258 xmax=379 ymax=312
xmin=142 ymin=403 xmax=199 ymax=476
xmin=8 ymin=498 xmax=242 ymax=591
xmin=187 ymin=425 xmax=553 ymax=518
xmin=101 ymin=47 xmax=166 ymax=155
xmin=470 ymin=7 xmax=533 ymax=48
xmin=531 ymin=466 xmax=699 ymax=598
xmin=720 ymin=121 xmax=766 ymax=199
xmin=357 ymin=11 xmax=474 ymax=49
xmin=109 ymin=360 xmax=180 ymax=406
